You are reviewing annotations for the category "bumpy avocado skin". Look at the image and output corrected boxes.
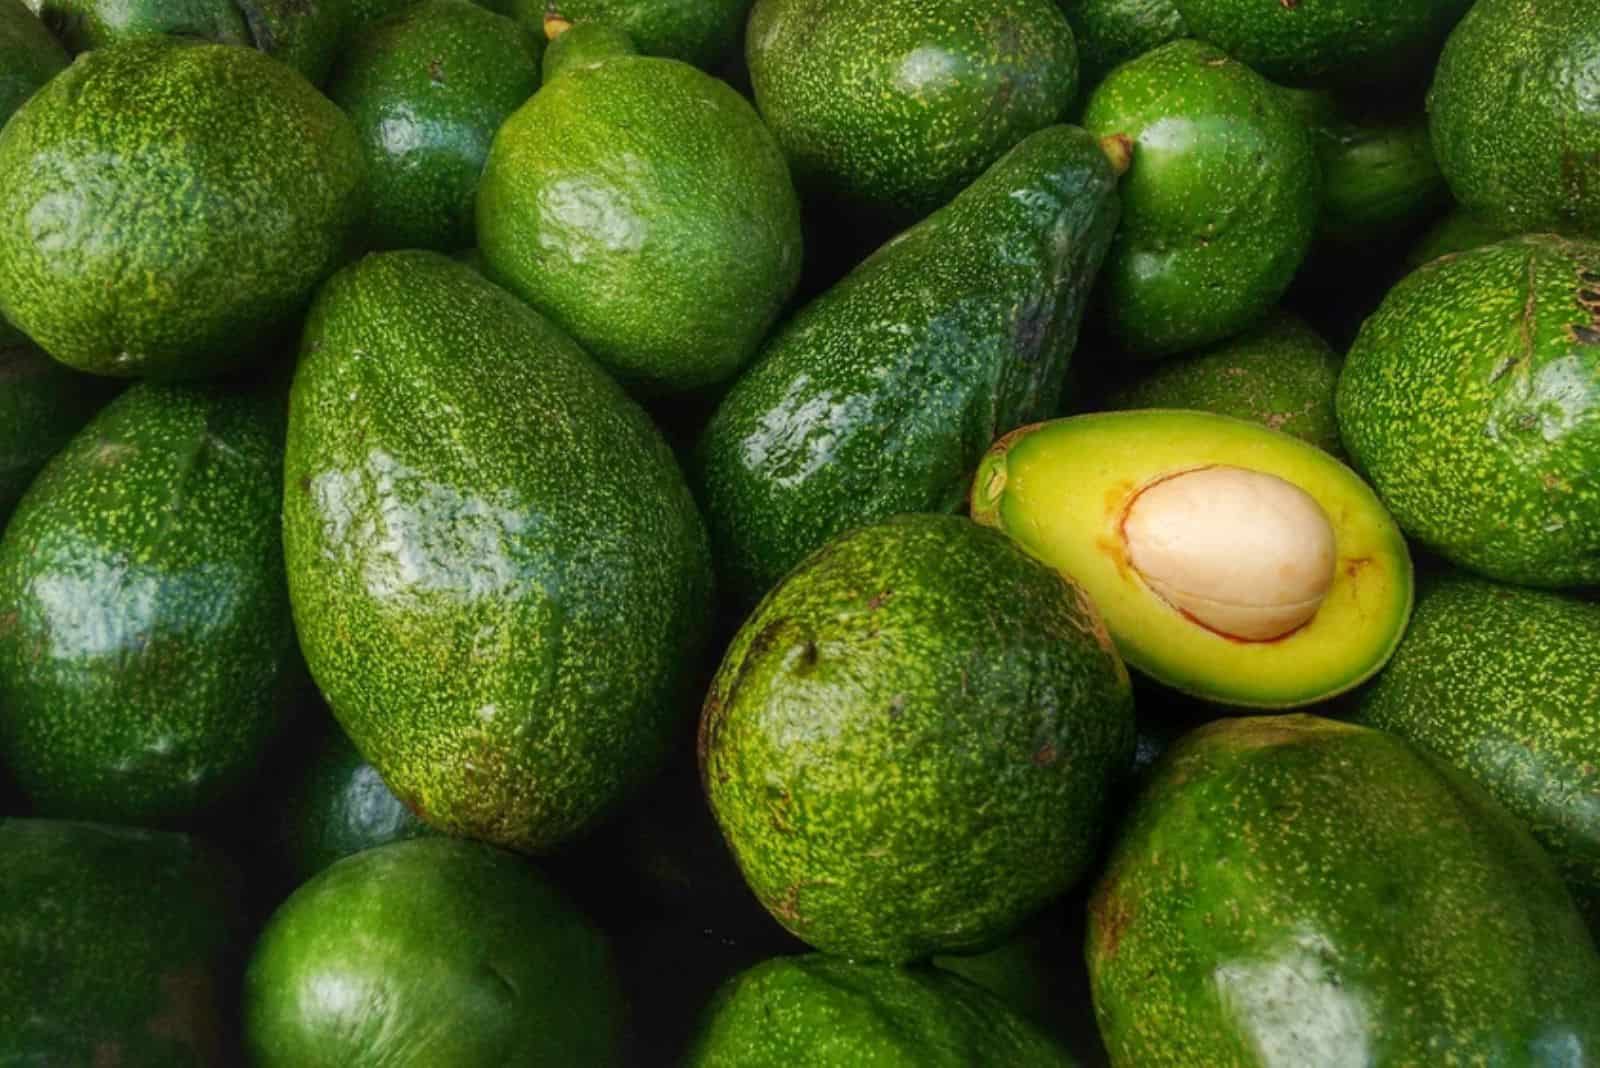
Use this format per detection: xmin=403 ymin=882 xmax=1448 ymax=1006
xmin=1061 ymin=0 xmax=1185 ymax=95
xmin=541 ymin=19 xmax=635 ymax=81
xmin=1089 ymin=715 xmax=1600 ymax=1066
xmin=0 ymin=339 xmax=119 ymax=522
xmin=1353 ymin=572 xmax=1600 ymax=928
xmin=283 ymin=251 xmax=713 ymax=854
xmin=1405 ymin=209 xmax=1517 ymax=270
xmin=1082 ymin=40 xmax=1319 ymax=356
xmin=686 ymin=955 xmax=1077 ymax=1067
xmin=701 ymin=515 xmax=1134 ymax=963
xmin=0 ymin=38 xmax=365 ymax=379
xmin=536 ymin=0 xmax=746 ymax=69
xmin=1337 ymin=235 xmax=1600 ymax=588
xmin=1429 ymin=0 xmax=1600 ymax=238
xmin=697 ymin=125 xmax=1121 ymax=605
xmin=0 ymin=0 xmax=66 ymax=122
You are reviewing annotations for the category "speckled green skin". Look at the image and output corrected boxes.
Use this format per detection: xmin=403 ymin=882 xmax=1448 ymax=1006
xmin=1100 ymin=310 xmax=1342 ymax=453
xmin=284 ymin=251 xmax=713 ymax=853
xmin=536 ymin=0 xmax=747 ymax=69
xmin=0 ymin=0 xmax=66 ymax=124
xmin=1353 ymin=572 xmax=1600 ymax=929
xmin=1088 ymin=715 xmax=1600 ymax=1066
xmin=1083 ymin=40 xmax=1319 ymax=356
xmin=0 ymin=819 xmax=245 ymax=1065
xmin=0 ymin=38 xmax=364 ymax=379
xmin=701 ymin=515 xmax=1134 ymax=962
xmin=542 ymin=20 xmax=635 ymax=82
xmin=1429 ymin=0 xmax=1600 ymax=238
xmin=1405 ymin=209 xmax=1516 ymax=270
xmin=245 ymin=837 xmax=623 ymax=1066
xmin=1060 ymin=0 xmax=1185 ymax=94
xmin=0 ymin=339 xmax=118 ymax=522
xmin=748 ymin=0 xmax=1078 ymax=223
xmin=0 ymin=383 xmax=295 ymax=825
xmin=1337 ymin=235 xmax=1600 ymax=588
xmin=697 ymin=126 xmax=1121 ymax=604
xmin=477 ymin=55 xmax=801 ymax=393
xmin=686 ymin=955 xmax=1077 ymax=1067
xmin=330 ymin=1 xmax=539 ymax=252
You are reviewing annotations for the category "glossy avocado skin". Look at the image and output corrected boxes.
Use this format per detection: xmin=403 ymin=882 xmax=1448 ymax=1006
xmin=1089 ymin=715 xmax=1600 ymax=1066
xmin=697 ymin=125 xmax=1121 ymax=604
xmin=541 ymin=19 xmax=636 ymax=82
xmin=284 ymin=251 xmax=713 ymax=854
xmin=1337 ymin=235 xmax=1600 ymax=588
xmin=1061 ymin=0 xmax=1185 ymax=95
xmin=701 ymin=515 xmax=1135 ymax=963
xmin=537 ymin=0 xmax=747 ymax=69
xmin=1429 ymin=0 xmax=1600 ymax=238
xmin=0 ymin=818 xmax=245 ymax=1065
xmin=1353 ymin=572 xmax=1600 ymax=929
xmin=0 ymin=339 xmax=119 ymax=522
xmin=1082 ymin=40 xmax=1319 ymax=356
xmin=747 ymin=0 xmax=1078 ymax=223
xmin=0 ymin=383 xmax=296 ymax=826
xmin=0 ymin=0 xmax=66 ymax=123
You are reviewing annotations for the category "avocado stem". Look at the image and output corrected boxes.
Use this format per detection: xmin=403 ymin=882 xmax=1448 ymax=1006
xmin=1099 ymin=134 xmax=1134 ymax=177
xmin=544 ymin=13 xmax=573 ymax=40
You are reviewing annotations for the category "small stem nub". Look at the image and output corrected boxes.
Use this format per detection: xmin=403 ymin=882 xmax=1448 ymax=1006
xmin=1099 ymin=133 xmax=1134 ymax=177
xmin=544 ymin=13 xmax=574 ymax=40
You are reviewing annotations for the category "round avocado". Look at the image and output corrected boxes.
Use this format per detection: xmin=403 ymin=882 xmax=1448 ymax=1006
xmin=700 ymin=514 xmax=1135 ymax=963
xmin=329 ymin=0 xmax=540 ymax=252
xmin=0 ymin=0 xmax=67 ymax=123
xmin=0 ymin=38 xmax=365 ymax=380
xmin=1081 ymin=40 xmax=1320 ymax=356
xmin=1404 ymin=208 xmax=1517 ymax=270
xmin=244 ymin=837 xmax=623 ymax=1066
xmin=1429 ymin=0 xmax=1600 ymax=238
xmin=1337 ymin=234 xmax=1600 ymax=589
xmin=541 ymin=16 xmax=635 ymax=82
xmin=477 ymin=53 xmax=802 ymax=392
xmin=1062 ymin=0 xmax=1185 ymax=96
xmin=972 ymin=410 xmax=1413 ymax=709
xmin=533 ymin=0 xmax=746 ymax=69
xmin=0 ymin=338 xmax=119 ymax=523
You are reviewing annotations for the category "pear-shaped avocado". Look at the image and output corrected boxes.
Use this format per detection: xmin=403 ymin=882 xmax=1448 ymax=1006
xmin=0 ymin=0 xmax=66 ymax=122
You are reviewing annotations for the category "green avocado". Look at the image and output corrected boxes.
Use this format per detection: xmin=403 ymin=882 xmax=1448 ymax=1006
xmin=534 ymin=0 xmax=747 ymax=69
xmin=0 ymin=338 xmax=118 ymax=523
xmin=1061 ymin=0 xmax=1185 ymax=96
xmin=701 ymin=515 xmax=1134 ymax=962
xmin=0 ymin=38 xmax=365 ymax=379
xmin=329 ymin=0 xmax=540 ymax=252
xmin=1337 ymin=234 xmax=1600 ymax=588
xmin=245 ymin=837 xmax=623 ymax=1066
xmin=697 ymin=125 xmax=1122 ymax=605
xmin=541 ymin=17 xmax=635 ymax=81
xmin=1088 ymin=715 xmax=1600 ymax=1064
xmin=1352 ymin=572 xmax=1600 ymax=928
xmin=747 ymin=0 xmax=1078 ymax=224
xmin=1082 ymin=40 xmax=1320 ymax=356
xmin=1429 ymin=0 xmax=1600 ymax=238
xmin=284 ymin=251 xmax=713 ymax=854
xmin=0 ymin=818 xmax=245 ymax=1065
xmin=685 ymin=954 xmax=1077 ymax=1067
xmin=0 ymin=0 xmax=66 ymax=123
xmin=1404 ymin=209 xmax=1516 ymax=270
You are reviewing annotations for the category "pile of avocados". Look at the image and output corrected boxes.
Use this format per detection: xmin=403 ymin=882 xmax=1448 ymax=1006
xmin=0 ymin=0 xmax=1597 ymax=1063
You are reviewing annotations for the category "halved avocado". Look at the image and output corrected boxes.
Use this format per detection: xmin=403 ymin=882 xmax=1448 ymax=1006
xmin=971 ymin=410 xmax=1412 ymax=708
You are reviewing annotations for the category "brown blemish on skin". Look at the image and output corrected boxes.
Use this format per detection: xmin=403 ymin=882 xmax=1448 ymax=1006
xmin=428 ymin=58 xmax=445 ymax=84
xmin=1033 ymin=742 xmax=1058 ymax=766
xmin=1090 ymin=871 xmax=1134 ymax=960
xmin=867 ymin=589 xmax=894 ymax=611
xmin=93 ymin=1044 xmax=123 ymax=1068
xmin=0 ymin=611 xmax=15 ymax=638
xmin=147 ymin=967 xmax=221 ymax=1060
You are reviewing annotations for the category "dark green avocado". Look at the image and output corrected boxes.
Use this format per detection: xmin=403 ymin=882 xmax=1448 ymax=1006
xmin=0 ymin=337 xmax=118 ymax=522
xmin=1405 ymin=209 xmax=1516 ymax=270
xmin=536 ymin=0 xmax=747 ymax=69
xmin=0 ymin=0 xmax=66 ymax=123
xmin=1062 ymin=0 xmax=1185 ymax=96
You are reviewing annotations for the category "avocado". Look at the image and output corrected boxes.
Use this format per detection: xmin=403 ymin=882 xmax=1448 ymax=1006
xmin=1337 ymin=234 xmax=1600 ymax=589
xmin=1429 ymin=0 xmax=1600 ymax=238
xmin=933 ymin=919 xmax=1070 ymax=1040
xmin=477 ymin=51 xmax=801 ymax=393
xmin=701 ymin=514 xmax=1134 ymax=962
xmin=541 ymin=16 xmax=635 ymax=81
xmin=0 ymin=0 xmax=66 ymax=124
xmin=1082 ymin=40 xmax=1320 ymax=356
xmin=284 ymin=251 xmax=713 ymax=854
xmin=0 ymin=818 xmax=245 ymax=1065
xmin=329 ymin=0 xmax=540 ymax=252
xmin=1062 ymin=0 xmax=1185 ymax=97
xmin=685 ymin=954 xmax=1078 ymax=1067
xmin=245 ymin=836 xmax=623 ymax=1066
xmin=698 ymin=125 xmax=1122 ymax=605
xmin=0 ymin=338 xmax=118 ymax=523
xmin=1352 ymin=571 xmax=1600 ymax=928
xmin=1088 ymin=715 xmax=1600 ymax=1064
xmin=1404 ymin=209 xmax=1516 ymax=270
xmin=747 ymin=0 xmax=1078 ymax=224
xmin=972 ymin=411 xmax=1413 ymax=709
xmin=532 ymin=0 xmax=747 ymax=69
xmin=0 ymin=38 xmax=365 ymax=379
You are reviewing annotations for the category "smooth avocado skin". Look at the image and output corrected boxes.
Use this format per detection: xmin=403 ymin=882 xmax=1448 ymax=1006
xmin=700 ymin=515 xmax=1135 ymax=963
xmin=542 ymin=19 xmax=635 ymax=81
xmin=536 ymin=0 xmax=747 ymax=69
xmin=0 ymin=339 xmax=119 ymax=522
xmin=0 ymin=38 xmax=365 ymax=380
xmin=1088 ymin=715 xmax=1600 ymax=1066
xmin=245 ymin=837 xmax=624 ymax=1067
xmin=1337 ymin=235 xmax=1600 ymax=589
xmin=697 ymin=125 xmax=1121 ymax=605
xmin=284 ymin=251 xmax=713 ymax=854
xmin=1061 ymin=0 xmax=1185 ymax=97
xmin=1082 ymin=40 xmax=1320 ymax=356
xmin=0 ymin=0 xmax=67 ymax=124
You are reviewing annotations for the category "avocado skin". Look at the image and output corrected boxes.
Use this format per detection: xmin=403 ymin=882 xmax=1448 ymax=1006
xmin=1061 ymin=0 xmax=1185 ymax=95
xmin=284 ymin=251 xmax=713 ymax=854
xmin=1083 ymin=40 xmax=1319 ymax=356
xmin=541 ymin=19 xmax=635 ymax=82
xmin=245 ymin=837 xmax=623 ymax=1066
xmin=0 ymin=0 xmax=66 ymax=122
xmin=686 ymin=954 xmax=1077 ymax=1067
xmin=1405 ymin=209 xmax=1516 ymax=270
xmin=536 ymin=0 xmax=747 ymax=69
xmin=701 ymin=515 xmax=1134 ymax=963
xmin=698 ymin=125 xmax=1120 ymax=605
xmin=0 ymin=818 xmax=245 ymax=1065
xmin=0 ymin=382 xmax=295 ymax=826
xmin=1353 ymin=572 xmax=1600 ymax=929
xmin=747 ymin=0 xmax=1078 ymax=223
xmin=1089 ymin=715 xmax=1600 ymax=1066
xmin=1337 ymin=234 xmax=1600 ymax=588
xmin=0 ymin=338 xmax=119 ymax=523
xmin=0 ymin=38 xmax=365 ymax=379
